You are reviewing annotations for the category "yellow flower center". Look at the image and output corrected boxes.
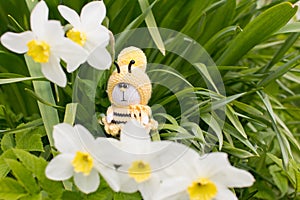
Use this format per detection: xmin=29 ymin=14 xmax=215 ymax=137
xmin=66 ymin=28 xmax=87 ymax=46
xmin=187 ymin=178 xmax=217 ymax=200
xmin=128 ymin=160 xmax=151 ymax=183
xmin=27 ymin=40 xmax=50 ymax=63
xmin=72 ymin=151 xmax=94 ymax=176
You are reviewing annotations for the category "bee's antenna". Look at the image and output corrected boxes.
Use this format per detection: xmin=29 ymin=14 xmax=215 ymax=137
xmin=128 ymin=60 xmax=135 ymax=73
xmin=114 ymin=61 xmax=120 ymax=73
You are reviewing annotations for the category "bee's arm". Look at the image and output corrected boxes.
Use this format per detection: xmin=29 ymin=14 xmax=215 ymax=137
xmin=142 ymin=105 xmax=158 ymax=130
xmin=106 ymin=106 xmax=114 ymax=123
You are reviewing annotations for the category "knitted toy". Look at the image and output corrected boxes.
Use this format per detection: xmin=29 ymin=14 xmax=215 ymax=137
xmin=101 ymin=46 xmax=158 ymax=136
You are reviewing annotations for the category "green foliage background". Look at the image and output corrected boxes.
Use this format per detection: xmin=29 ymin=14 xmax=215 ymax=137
xmin=0 ymin=0 xmax=299 ymax=199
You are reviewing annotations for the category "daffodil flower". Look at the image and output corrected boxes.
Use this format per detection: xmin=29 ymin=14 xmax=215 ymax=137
xmin=0 ymin=1 xmax=88 ymax=87
xmin=58 ymin=1 xmax=112 ymax=70
xmin=96 ymin=120 xmax=190 ymax=200
xmin=45 ymin=123 xmax=120 ymax=194
xmin=155 ymin=151 xmax=255 ymax=200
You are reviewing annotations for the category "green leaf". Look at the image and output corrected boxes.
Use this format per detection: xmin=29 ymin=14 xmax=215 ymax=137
xmin=217 ymin=2 xmax=297 ymax=65
xmin=0 ymin=149 xmax=17 ymax=178
xmin=25 ymin=55 xmax=60 ymax=148
xmin=13 ymin=149 xmax=63 ymax=199
xmin=269 ymin=165 xmax=288 ymax=195
xmin=5 ymin=159 xmax=39 ymax=194
xmin=62 ymin=191 xmax=83 ymax=200
xmin=87 ymin=188 xmax=114 ymax=200
xmin=138 ymin=0 xmax=165 ymax=55
xmin=0 ymin=76 xmax=44 ymax=85
xmin=19 ymin=193 xmax=42 ymax=200
xmin=0 ymin=177 xmax=27 ymax=200
xmin=15 ymin=130 xmax=44 ymax=152
xmin=113 ymin=192 xmax=142 ymax=200
xmin=1 ymin=134 xmax=15 ymax=151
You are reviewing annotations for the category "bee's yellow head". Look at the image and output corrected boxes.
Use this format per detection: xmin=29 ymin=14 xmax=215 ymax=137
xmin=107 ymin=47 xmax=152 ymax=106
xmin=117 ymin=46 xmax=147 ymax=72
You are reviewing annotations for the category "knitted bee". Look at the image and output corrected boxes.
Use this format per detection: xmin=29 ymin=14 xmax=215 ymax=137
xmin=101 ymin=46 xmax=158 ymax=136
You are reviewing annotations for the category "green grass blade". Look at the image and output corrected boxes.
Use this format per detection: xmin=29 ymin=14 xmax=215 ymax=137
xmin=24 ymin=55 xmax=59 ymax=148
xmin=115 ymin=0 xmax=158 ymax=50
xmin=258 ymin=91 xmax=290 ymax=168
xmin=204 ymin=26 xmax=240 ymax=54
xmin=226 ymin=105 xmax=247 ymax=139
xmin=63 ymin=103 xmax=78 ymax=125
xmin=138 ymin=0 xmax=165 ymax=55
xmin=0 ymin=76 xmax=44 ymax=85
xmin=260 ymin=32 xmax=300 ymax=73
xmin=258 ymin=54 xmax=300 ymax=87
xmin=274 ymin=22 xmax=300 ymax=34
xmin=216 ymin=2 xmax=297 ymax=65
xmin=25 ymin=0 xmax=38 ymax=12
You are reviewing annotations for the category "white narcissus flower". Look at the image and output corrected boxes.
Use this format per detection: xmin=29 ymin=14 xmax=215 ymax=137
xmin=96 ymin=120 xmax=191 ymax=200
xmin=58 ymin=1 xmax=112 ymax=70
xmin=0 ymin=1 xmax=88 ymax=87
xmin=155 ymin=151 xmax=255 ymax=200
xmin=45 ymin=123 xmax=120 ymax=194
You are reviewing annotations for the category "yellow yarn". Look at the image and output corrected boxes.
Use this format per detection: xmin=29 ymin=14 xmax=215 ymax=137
xmin=107 ymin=47 xmax=152 ymax=105
xmin=117 ymin=46 xmax=147 ymax=71
xmin=107 ymin=67 xmax=152 ymax=105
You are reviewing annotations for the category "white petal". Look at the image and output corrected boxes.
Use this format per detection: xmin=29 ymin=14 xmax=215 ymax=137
xmin=118 ymin=172 xmax=138 ymax=193
xmin=138 ymin=175 xmax=160 ymax=200
xmin=52 ymin=38 xmax=88 ymax=72
xmin=94 ymin=163 xmax=120 ymax=192
xmin=215 ymin=186 xmax=238 ymax=200
xmin=195 ymin=152 xmax=231 ymax=178
xmin=121 ymin=120 xmax=151 ymax=145
xmin=94 ymin=137 xmax=125 ymax=165
xmin=80 ymin=1 xmax=106 ymax=30
xmin=87 ymin=47 xmax=112 ymax=70
xmin=0 ymin=31 xmax=34 ymax=53
xmin=30 ymin=1 xmax=49 ymax=37
xmin=74 ymin=169 xmax=100 ymax=194
xmin=45 ymin=154 xmax=74 ymax=180
xmin=53 ymin=123 xmax=84 ymax=153
xmin=155 ymin=177 xmax=190 ymax=200
xmin=73 ymin=124 xmax=97 ymax=152
xmin=84 ymin=27 xmax=109 ymax=51
xmin=40 ymin=20 xmax=64 ymax=44
xmin=149 ymin=141 xmax=196 ymax=169
xmin=158 ymin=192 xmax=189 ymax=200
xmin=211 ymin=166 xmax=255 ymax=188
xmin=41 ymin=55 xmax=67 ymax=87
xmin=58 ymin=5 xmax=81 ymax=28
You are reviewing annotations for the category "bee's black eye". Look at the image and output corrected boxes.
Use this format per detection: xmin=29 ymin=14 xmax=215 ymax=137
xmin=118 ymin=83 xmax=129 ymax=88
